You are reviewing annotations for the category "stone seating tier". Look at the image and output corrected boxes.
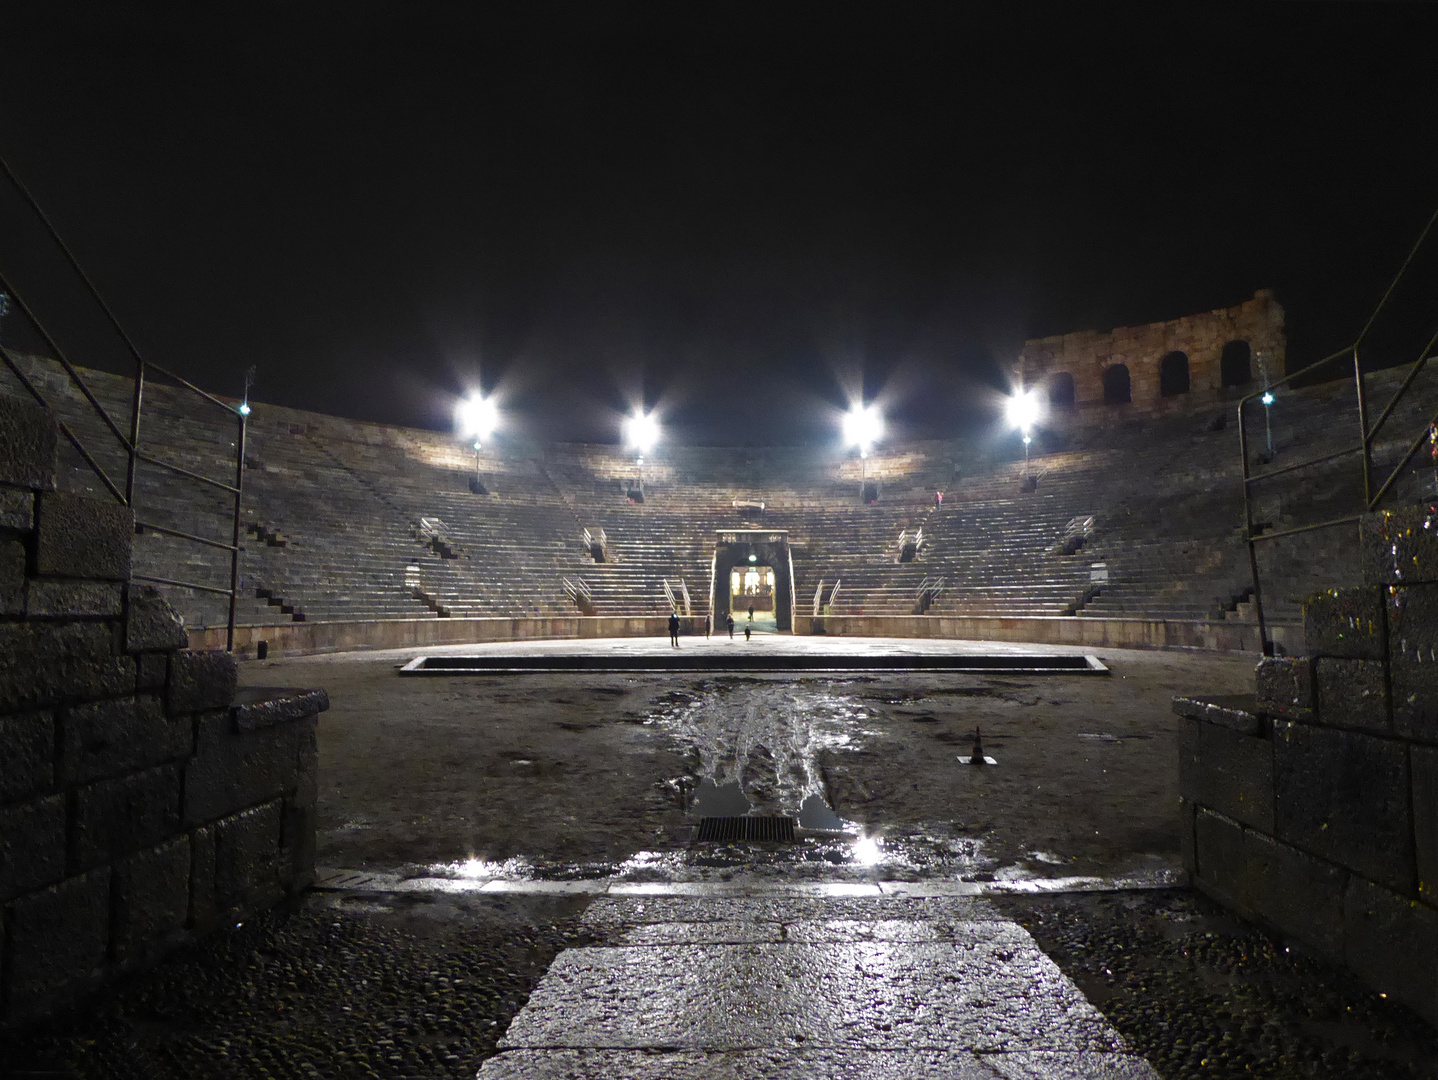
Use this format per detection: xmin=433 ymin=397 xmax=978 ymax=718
xmin=2 ymin=356 xmax=1430 ymax=635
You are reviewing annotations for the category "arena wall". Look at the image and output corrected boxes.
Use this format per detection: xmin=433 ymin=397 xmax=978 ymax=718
xmin=0 ymin=397 xmax=325 ymax=1026
xmin=1016 ymin=289 xmax=1286 ymax=418
xmin=1179 ymin=504 xmax=1438 ymax=1025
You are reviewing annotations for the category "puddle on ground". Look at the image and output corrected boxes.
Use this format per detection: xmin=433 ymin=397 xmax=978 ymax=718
xmin=689 ymin=779 xmax=753 ymax=817
xmin=646 ymin=683 xmax=882 ymax=817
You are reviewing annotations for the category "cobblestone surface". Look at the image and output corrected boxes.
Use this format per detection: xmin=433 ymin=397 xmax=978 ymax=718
xmin=1001 ymin=889 xmax=1438 ymax=1080
xmin=0 ymin=892 xmax=589 ymax=1080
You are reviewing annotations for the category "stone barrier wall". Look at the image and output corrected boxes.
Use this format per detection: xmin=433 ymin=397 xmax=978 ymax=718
xmin=1179 ymin=503 xmax=1438 ymax=1024
xmin=0 ymin=397 xmax=327 ymax=1026
xmin=1017 ymin=289 xmax=1286 ymax=419
xmin=189 ymin=612 xmax=1296 ymax=657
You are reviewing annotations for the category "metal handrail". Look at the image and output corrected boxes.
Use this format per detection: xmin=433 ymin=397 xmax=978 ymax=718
xmin=0 ymin=156 xmax=248 ymax=650
xmin=1238 ymin=205 xmax=1438 ymax=656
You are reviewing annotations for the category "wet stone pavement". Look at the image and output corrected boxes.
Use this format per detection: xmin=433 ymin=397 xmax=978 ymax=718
xmin=480 ymin=894 xmax=1157 ymax=1079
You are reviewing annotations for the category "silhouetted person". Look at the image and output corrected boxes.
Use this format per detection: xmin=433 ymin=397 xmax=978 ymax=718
xmin=747 ymin=603 xmax=754 ymax=621
xmin=744 ymin=622 xmax=751 ymax=642
xmin=726 ymin=612 xmax=735 ymax=639
xmin=705 ymin=612 xmax=712 ymax=638
xmin=668 ymin=611 xmax=680 ymax=647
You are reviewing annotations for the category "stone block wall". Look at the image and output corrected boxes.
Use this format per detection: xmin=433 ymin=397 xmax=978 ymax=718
xmin=1180 ymin=503 xmax=1438 ymax=1024
xmin=1017 ymin=289 xmax=1286 ymax=419
xmin=0 ymin=396 xmax=327 ymax=1026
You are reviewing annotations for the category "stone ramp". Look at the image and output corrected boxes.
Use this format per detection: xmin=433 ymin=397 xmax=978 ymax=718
xmin=479 ymin=896 xmax=1157 ymax=1079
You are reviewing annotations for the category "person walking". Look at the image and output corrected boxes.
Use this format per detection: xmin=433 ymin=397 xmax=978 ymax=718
xmin=747 ymin=603 xmax=755 ymax=622
xmin=668 ymin=610 xmax=680 ymax=648
xmin=705 ymin=612 xmax=712 ymax=638
xmin=726 ymin=612 xmax=735 ymax=639
xmin=744 ymin=622 xmax=751 ymax=642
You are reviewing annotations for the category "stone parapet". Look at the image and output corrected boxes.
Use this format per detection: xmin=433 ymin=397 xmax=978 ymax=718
xmin=0 ymin=398 xmax=327 ymax=1027
xmin=1181 ymin=504 xmax=1438 ymax=1025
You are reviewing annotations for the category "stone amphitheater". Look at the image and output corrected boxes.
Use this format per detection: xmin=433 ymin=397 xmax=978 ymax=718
xmin=4 ymin=305 xmax=1427 ymax=661
xmin=4 ymin=288 xmax=1438 ymax=1080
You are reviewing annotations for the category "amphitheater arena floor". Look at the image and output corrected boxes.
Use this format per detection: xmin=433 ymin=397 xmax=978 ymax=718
xmin=10 ymin=638 xmax=1438 ymax=1080
xmin=248 ymin=635 xmax=1252 ymax=882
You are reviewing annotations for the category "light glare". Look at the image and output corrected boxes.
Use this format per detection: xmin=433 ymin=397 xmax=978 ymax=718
xmin=1262 ymin=391 xmax=1275 ymax=406
xmin=625 ymin=411 xmax=660 ymax=453
xmin=1006 ymin=389 xmax=1042 ymax=432
xmin=852 ymin=834 xmax=883 ymax=867
xmin=457 ymin=395 xmax=499 ymax=441
xmin=843 ymin=404 xmax=883 ymax=450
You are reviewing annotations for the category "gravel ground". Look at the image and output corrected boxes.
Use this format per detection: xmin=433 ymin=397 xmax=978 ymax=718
xmin=1001 ymin=889 xmax=1438 ymax=1080
xmin=0 ymin=892 xmax=590 ymax=1080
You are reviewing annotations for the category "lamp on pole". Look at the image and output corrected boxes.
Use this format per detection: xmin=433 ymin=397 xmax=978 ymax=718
xmin=456 ymin=394 xmax=499 ymax=487
xmin=624 ymin=410 xmax=659 ymax=497
xmin=1005 ymin=388 xmax=1042 ymax=475
xmin=238 ymin=365 xmax=255 ymax=417
xmin=843 ymin=403 xmax=883 ymax=503
xmin=1257 ymin=350 xmax=1275 ymax=460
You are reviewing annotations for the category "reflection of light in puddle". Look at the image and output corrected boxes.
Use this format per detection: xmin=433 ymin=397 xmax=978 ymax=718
xmin=648 ymin=684 xmax=882 ymax=815
xmin=851 ymin=835 xmax=883 ymax=866
xmin=438 ymin=856 xmax=533 ymax=880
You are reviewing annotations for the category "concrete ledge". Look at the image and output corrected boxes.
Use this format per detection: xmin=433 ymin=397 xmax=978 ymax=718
xmin=192 ymin=613 xmax=1301 ymax=658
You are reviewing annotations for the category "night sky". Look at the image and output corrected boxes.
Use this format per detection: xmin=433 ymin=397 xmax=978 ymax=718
xmin=2 ymin=3 xmax=1436 ymax=446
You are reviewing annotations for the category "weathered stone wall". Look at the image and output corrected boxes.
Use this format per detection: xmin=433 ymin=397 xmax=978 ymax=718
xmin=1017 ymin=290 xmax=1286 ymax=419
xmin=1178 ymin=502 xmax=1438 ymax=1024
xmin=0 ymin=396 xmax=327 ymax=1026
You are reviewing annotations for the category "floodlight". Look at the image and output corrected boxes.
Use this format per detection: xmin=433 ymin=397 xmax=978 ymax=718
xmin=625 ymin=410 xmax=660 ymax=454
xmin=843 ymin=404 xmax=883 ymax=450
xmin=1005 ymin=389 xmax=1042 ymax=432
xmin=237 ymin=402 xmax=251 ymax=417
xmin=1261 ymin=391 xmax=1275 ymax=406
xmin=457 ymin=395 xmax=499 ymax=442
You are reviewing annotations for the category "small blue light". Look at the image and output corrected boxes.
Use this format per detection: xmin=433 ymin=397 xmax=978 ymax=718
xmin=237 ymin=402 xmax=251 ymax=416
xmin=1262 ymin=392 xmax=1274 ymax=406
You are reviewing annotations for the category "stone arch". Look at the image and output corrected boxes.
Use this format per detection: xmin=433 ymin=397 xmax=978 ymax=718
xmin=1221 ymin=340 xmax=1252 ymax=387
xmin=1048 ymin=371 xmax=1076 ymax=409
xmin=1102 ymin=364 xmax=1131 ymax=405
xmin=1159 ymin=351 xmax=1190 ymax=397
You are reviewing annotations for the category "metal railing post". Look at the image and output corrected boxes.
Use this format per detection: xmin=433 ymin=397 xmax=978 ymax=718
xmin=228 ymin=406 xmax=247 ymax=652
xmin=126 ymin=361 xmax=144 ymax=507
xmin=1355 ymin=346 xmax=1374 ymax=506
xmin=1238 ymin=398 xmax=1272 ymax=655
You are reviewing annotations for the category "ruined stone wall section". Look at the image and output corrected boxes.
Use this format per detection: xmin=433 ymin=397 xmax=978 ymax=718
xmin=1017 ymin=290 xmax=1286 ymax=417
xmin=0 ymin=396 xmax=326 ymax=1027
xmin=1178 ymin=502 xmax=1438 ymax=1025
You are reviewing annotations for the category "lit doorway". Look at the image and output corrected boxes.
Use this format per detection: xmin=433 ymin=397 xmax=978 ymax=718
xmin=730 ymin=564 xmax=779 ymax=633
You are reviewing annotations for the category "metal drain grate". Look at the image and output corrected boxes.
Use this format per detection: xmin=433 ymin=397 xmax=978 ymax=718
xmin=696 ymin=816 xmax=797 ymax=843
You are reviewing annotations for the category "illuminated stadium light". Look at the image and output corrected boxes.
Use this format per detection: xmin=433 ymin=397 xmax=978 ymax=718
xmin=1005 ymin=388 xmax=1043 ymax=433
xmin=842 ymin=404 xmax=883 ymax=451
xmin=625 ymin=410 xmax=660 ymax=454
xmin=1262 ymin=391 xmax=1275 ymax=406
xmin=457 ymin=394 xmax=499 ymax=443
xmin=237 ymin=402 xmax=251 ymax=417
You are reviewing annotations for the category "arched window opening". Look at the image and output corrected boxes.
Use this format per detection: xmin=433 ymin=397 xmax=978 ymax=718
xmin=1159 ymin=351 xmax=1190 ymax=397
xmin=1102 ymin=364 xmax=1131 ymax=405
xmin=1048 ymin=372 xmax=1076 ymax=409
xmin=1221 ymin=340 xmax=1252 ymax=387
